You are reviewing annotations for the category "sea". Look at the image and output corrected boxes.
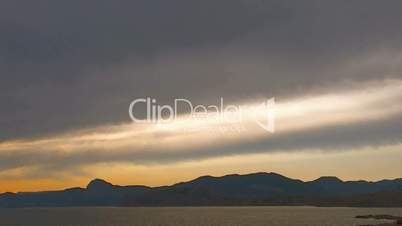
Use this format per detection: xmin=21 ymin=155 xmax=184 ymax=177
xmin=0 ymin=206 xmax=401 ymax=226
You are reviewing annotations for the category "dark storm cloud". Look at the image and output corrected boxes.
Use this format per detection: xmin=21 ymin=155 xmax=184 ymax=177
xmin=1 ymin=0 xmax=402 ymax=142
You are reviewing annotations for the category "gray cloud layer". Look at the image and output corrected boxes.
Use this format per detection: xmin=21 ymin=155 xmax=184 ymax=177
xmin=1 ymin=112 xmax=402 ymax=179
xmin=2 ymin=0 xmax=402 ymax=140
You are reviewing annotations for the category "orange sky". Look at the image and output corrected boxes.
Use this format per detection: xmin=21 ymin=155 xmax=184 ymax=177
xmin=2 ymin=144 xmax=402 ymax=193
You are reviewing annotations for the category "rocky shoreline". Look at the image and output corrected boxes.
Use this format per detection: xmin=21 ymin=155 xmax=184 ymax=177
xmin=356 ymin=215 xmax=402 ymax=226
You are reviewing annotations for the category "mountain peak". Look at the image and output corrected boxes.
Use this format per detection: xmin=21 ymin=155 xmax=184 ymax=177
xmin=0 ymin=192 xmax=16 ymax=197
xmin=86 ymin=178 xmax=114 ymax=190
xmin=314 ymin=176 xmax=343 ymax=183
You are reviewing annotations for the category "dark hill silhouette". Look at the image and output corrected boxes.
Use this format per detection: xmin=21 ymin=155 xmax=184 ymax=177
xmin=86 ymin=178 xmax=114 ymax=190
xmin=1 ymin=172 xmax=402 ymax=207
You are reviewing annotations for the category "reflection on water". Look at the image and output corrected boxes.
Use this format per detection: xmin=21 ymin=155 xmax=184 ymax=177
xmin=0 ymin=206 xmax=401 ymax=226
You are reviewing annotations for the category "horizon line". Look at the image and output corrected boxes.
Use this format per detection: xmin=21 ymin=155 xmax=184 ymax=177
xmin=3 ymin=171 xmax=402 ymax=195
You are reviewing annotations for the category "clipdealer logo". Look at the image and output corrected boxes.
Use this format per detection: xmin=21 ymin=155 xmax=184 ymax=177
xmin=129 ymin=97 xmax=275 ymax=133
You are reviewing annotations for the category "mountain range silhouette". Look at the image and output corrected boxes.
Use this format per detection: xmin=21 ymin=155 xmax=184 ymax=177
xmin=1 ymin=172 xmax=402 ymax=207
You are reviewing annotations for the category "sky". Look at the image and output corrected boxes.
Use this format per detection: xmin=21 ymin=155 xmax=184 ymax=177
xmin=1 ymin=0 xmax=402 ymax=192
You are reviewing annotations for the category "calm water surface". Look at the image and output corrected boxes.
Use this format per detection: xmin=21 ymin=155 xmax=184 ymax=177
xmin=0 ymin=206 xmax=401 ymax=226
